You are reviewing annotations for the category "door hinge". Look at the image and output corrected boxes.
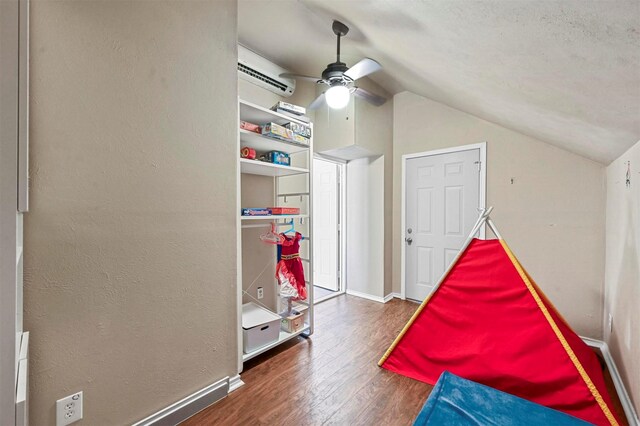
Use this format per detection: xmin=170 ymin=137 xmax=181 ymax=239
xmin=474 ymin=161 xmax=482 ymax=172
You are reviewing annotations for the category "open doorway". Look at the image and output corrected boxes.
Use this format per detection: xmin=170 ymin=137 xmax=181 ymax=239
xmin=312 ymin=156 xmax=346 ymax=303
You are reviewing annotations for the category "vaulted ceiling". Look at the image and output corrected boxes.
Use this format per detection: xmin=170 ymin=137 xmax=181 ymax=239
xmin=239 ymin=0 xmax=640 ymax=164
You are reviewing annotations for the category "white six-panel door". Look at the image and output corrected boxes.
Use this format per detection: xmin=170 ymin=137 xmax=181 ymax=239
xmin=405 ymin=148 xmax=481 ymax=301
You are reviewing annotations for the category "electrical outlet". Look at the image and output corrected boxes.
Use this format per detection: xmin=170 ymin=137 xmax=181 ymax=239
xmin=257 ymin=287 xmax=264 ymax=299
xmin=56 ymin=391 xmax=83 ymax=426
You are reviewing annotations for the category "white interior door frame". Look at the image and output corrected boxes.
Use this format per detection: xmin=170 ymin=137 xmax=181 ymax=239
xmin=400 ymin=142 xmax=487 ymax=300
xmin=312 ymin=155 xmax=346 ymax=301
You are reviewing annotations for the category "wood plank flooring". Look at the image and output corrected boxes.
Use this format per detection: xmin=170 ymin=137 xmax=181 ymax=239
xmin=183 ymin=295 xmax=431 ymax=426
xmin=183 ymin=294 xmax=628 ymax=426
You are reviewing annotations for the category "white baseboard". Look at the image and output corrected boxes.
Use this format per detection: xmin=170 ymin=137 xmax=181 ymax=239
xmin=229 ymin=374 xmax=245 ymax=392
xmin=582 ymin=336 xmax=639 ymax=426
xmin=133 ymin=376 xmax=229 ymax=426
xmin=349 ymin=291 xmax=403 ymax=303
xmin=346 ymin=289 xmax=386 ymax=303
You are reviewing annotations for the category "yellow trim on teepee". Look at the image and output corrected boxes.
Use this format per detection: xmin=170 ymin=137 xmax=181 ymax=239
xmin=499 ymin=240 xmax=619 ymax=426
xmin=378 ymin=242 xmax=473 ymax=366
xmin=377 ymin=289 xmax=433 ymax=366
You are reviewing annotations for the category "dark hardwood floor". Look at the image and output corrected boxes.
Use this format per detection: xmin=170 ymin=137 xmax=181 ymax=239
xmin=183 ymin=295 xmax=431 ymax=426
xmin=183 ymin=294 xmax=628 ymax=426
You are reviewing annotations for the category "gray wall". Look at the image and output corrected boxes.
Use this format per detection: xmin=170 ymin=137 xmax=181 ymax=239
xmin=24 ymin=1 xmax=239 ymax=423
xmin=0 ymin=1 xmax=22 ymax=424
xmin=605 ymin=139 xmax=640 ymax=414
xmin=393 ymin=91 xmax=607 ymax=337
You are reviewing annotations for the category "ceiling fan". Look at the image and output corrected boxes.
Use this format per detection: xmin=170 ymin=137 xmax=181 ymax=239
xmin=280 ymin=20 xmax=387 ymax=110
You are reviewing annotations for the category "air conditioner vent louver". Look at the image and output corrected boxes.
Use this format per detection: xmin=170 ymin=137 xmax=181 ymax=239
xmin=237 ymin=45 xmax=295 ymax=97
xmin=238 ymin=63 xmax=288 ymax=93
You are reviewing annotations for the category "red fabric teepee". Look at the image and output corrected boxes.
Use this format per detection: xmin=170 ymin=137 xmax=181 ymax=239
xmin=380 ymin=238 xmax=620 ymax=426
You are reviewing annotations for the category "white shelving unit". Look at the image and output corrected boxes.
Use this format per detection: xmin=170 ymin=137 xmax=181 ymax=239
xmin=240 ymin=158 xmax=308 ymax=177
xmin=240 ymin=99 xmax=309 ymax=127
xmin=241 ymin=214 xmax=309 ymax=221
xmin=237 ymin=99 xmax=314 ymax=369
xmin=240 ymin=129 xmax=309 ymax=154
xmin=242 ymin=324 xmax=311 ymax=362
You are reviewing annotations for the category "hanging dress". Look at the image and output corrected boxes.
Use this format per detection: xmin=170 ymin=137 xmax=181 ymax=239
xmin=275 ymin=232 xmax=307 ymax=301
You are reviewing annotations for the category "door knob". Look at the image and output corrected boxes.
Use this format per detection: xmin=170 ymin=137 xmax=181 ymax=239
xmin=405 ymin=237 xmax=413 ymax=245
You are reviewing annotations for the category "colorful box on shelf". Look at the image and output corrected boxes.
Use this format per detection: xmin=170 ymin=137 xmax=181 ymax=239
xmin=263 ymin=151 xmax=290 ymax=166
xmin=268 ymin=207 xmax=300 ymax=215
xmin=241 ymin=208 xmax=272 ymax=216
xmin=261 ymin=122 xmax=293 ymax=140
xmin=285 ymin=122 xmax=311 ymax=138
xmin=271 ymin=101 xmax=306 ymax=115
xmin=291 ymin=133 xmax=310 ymax=145
xmin=240 ymin=120 xmax=261 ymax=133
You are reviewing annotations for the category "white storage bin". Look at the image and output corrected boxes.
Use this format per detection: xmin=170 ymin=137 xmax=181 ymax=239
xmin=242 ymin=302 xmax=281 ymax=354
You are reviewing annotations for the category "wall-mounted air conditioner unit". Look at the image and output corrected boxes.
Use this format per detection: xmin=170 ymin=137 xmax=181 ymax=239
xmin=238 ymin=44 xmax=295 ymax=97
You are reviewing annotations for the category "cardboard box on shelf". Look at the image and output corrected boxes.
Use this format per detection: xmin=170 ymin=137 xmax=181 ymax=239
xmin=261 ymin=122 xmax=293 ymax=140
xmin=281 ymin=304 xmax=308 ymax=333
xmin=264 ymin=151 xmax=290 ymax=166
xmin=268 ymin=207 xmax=300 ymax=215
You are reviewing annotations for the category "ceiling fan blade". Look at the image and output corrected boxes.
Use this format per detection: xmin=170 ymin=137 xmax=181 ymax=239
xmin=308 ymin=93 xmax=326 ymax=110
xmin=353 ymin=87 xmax=387 ymax=106
xmin=344 ymin=58 xmax=382 ymax=81
xmin=279 ymin=72 xmax=322 ymax=82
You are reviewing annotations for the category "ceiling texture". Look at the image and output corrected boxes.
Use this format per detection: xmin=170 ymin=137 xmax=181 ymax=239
xmin=239 ymin=0 xmax=640 ymax=164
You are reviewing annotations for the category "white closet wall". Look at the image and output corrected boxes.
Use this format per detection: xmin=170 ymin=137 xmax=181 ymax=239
xmin=345 ymin=157 xmax=386 ymax=301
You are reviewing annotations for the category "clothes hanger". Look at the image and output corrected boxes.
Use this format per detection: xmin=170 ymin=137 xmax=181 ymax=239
xmin=282 ymin=219 xmax=307 ymax=242
xmin=260 ymin=222 xmax=285 ymax=245
xmin=283 ymin=219 xmax=296 ymax=235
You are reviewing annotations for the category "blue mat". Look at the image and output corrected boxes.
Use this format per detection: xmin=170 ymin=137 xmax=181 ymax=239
xmin=414 ymin=371 xmax=592 ymax=426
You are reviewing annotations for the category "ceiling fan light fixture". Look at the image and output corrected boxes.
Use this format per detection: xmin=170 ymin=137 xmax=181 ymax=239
xmin=325 ymin=85 xmax=350 ymax=109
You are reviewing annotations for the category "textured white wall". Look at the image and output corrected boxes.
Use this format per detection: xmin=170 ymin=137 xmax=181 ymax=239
xmin=243 ymin=0 xmax=640 ymax=164
xmin=25 ymin=1 xmax=238 ymax=424
xmin=605 ymin=140 xmax=640 ymax=414
xmin=393 ymin=91 xmax=607 ymax=337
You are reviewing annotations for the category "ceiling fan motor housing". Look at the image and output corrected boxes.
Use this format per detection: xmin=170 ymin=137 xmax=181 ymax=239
xmin=322 ymin=62 xmax=351 ymax=84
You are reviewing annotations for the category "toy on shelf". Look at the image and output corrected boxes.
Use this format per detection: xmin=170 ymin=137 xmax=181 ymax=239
xmin=259 ymin=151 xmax=290 ymax=166
xmin=269 ymin=207 xmax=300 ymax=215
xmin=240 ymin=120 xmax=261 ymax=133
xmin=240 ymin=147 xmax=257 ymax=160
xmin=241 ymin=208 xmax=271 ymax=216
